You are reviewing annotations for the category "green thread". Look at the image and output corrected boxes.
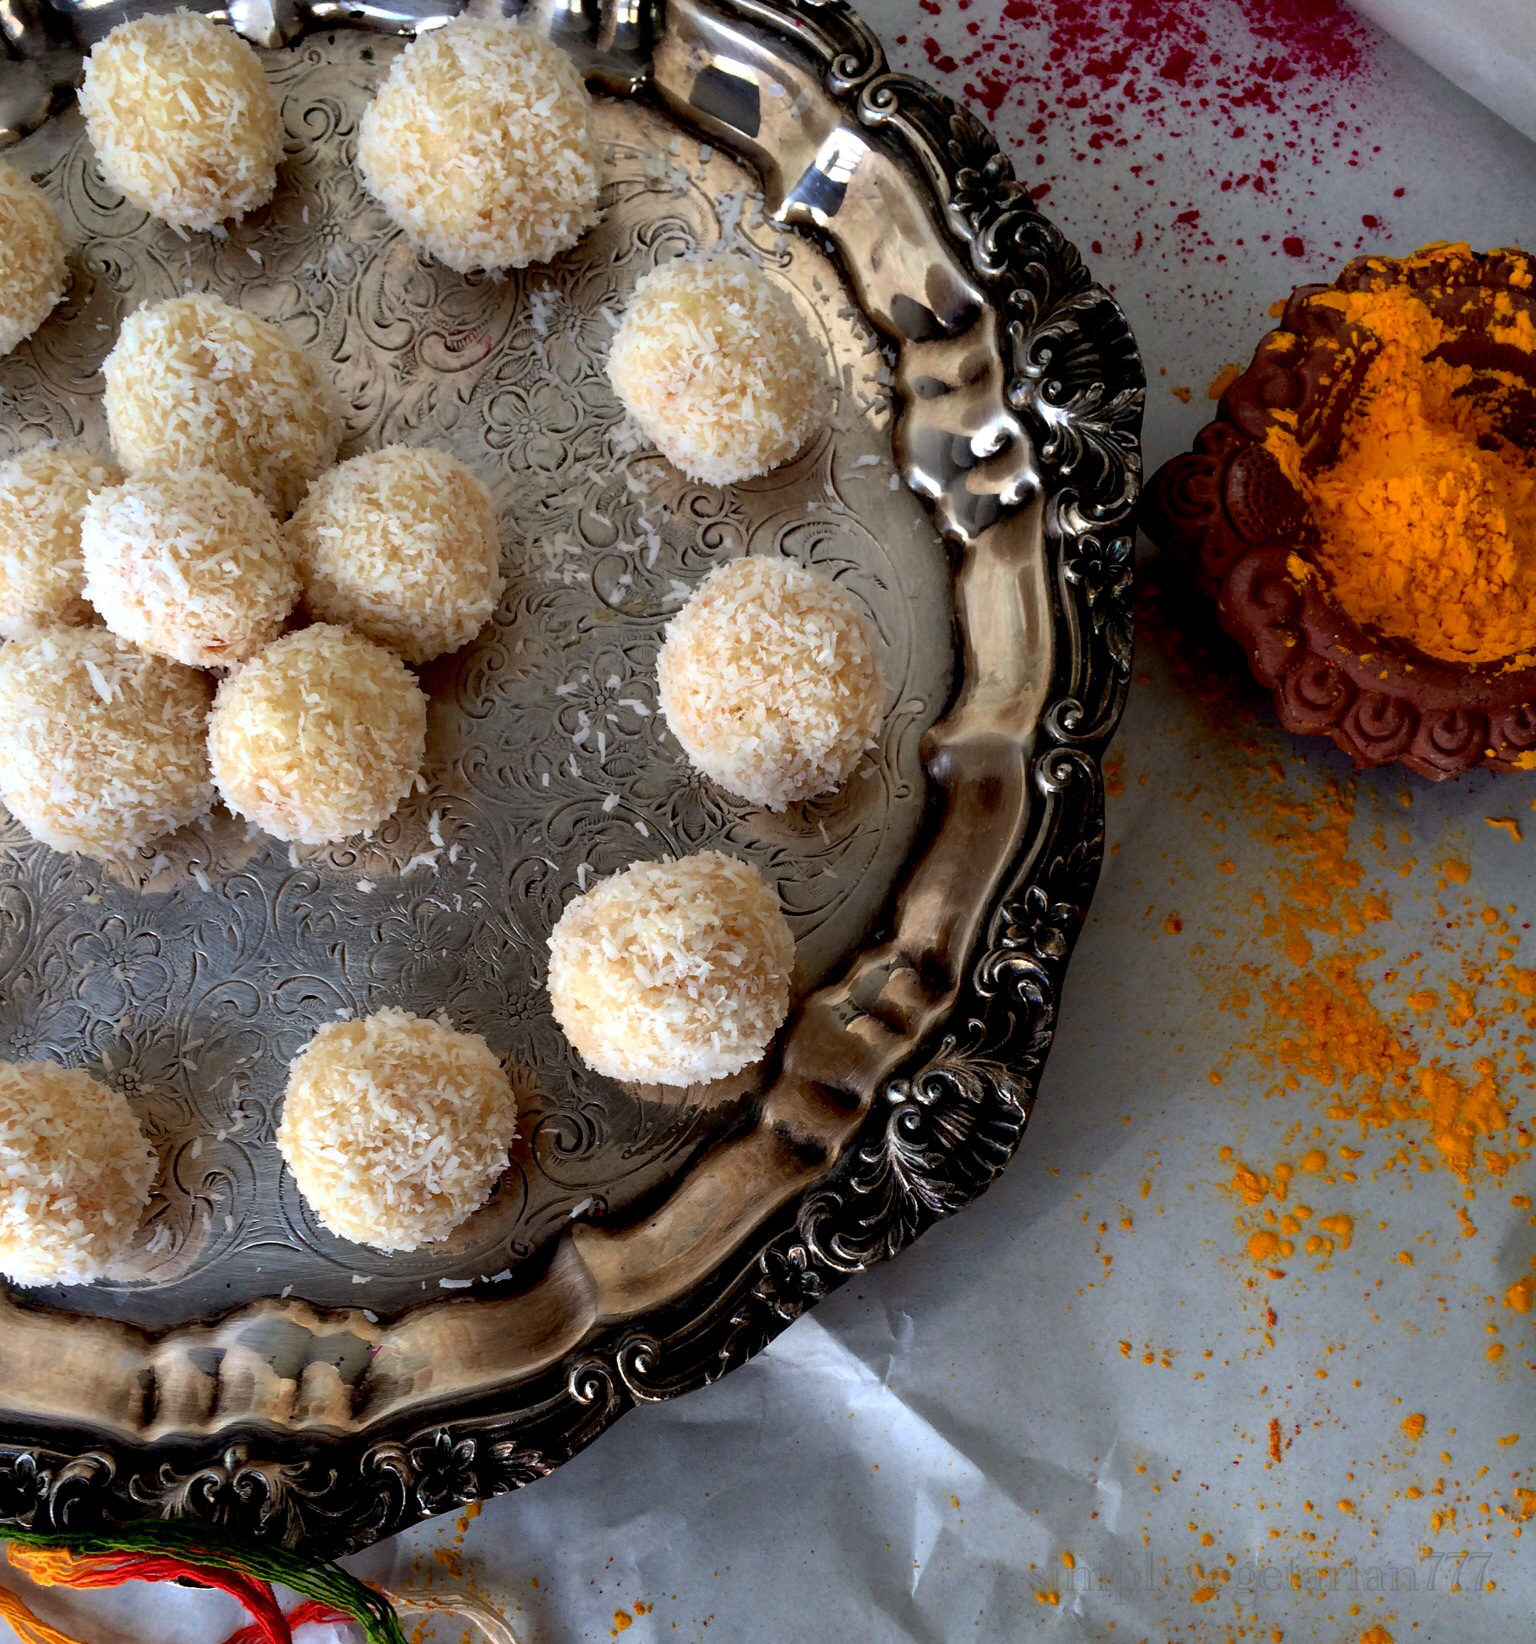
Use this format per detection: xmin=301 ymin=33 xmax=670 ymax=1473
xmin=5 ymin=1522 xmax=409 ymax=1644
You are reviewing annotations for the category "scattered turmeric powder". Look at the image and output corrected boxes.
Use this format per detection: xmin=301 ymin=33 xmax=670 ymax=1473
xmin=1104 ymin=749 xmax=1125 ymax=798
xmin=1263 ymin=245 xmax=1536 ymax=665
xmin=1247 ymin=1229 xmax=1292 ymax=1266
xmin=1315 ymin=1213 xmax=1354 ymax=1250
xmin=1118 ymin=554 xmax=1535 ymax=1634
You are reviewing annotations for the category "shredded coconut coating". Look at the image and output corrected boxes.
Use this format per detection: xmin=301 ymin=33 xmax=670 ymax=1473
xmin=0 ymin=159 xmax=67 ymax=358
xmin=288 ymin=446 xmax=503 ymax=663
xmin=78 ymin=12 xmax=282 ymax=232
xmin=356 ymin=17 xmax=601 ymax=274
xmin=103 ymin=293 xmax=341 ymax=517
xmin=0 ymin=1061 xmax=156 ymax=1287
xmin=658 ymin=556 xmax=881 ymax=809
xmin=82 ymin=467 xmax=297 ymax=668
xmin=276 ymin=1008 xmax=518 ymax=1251
xmin=208 ymin=624 xmax=426 ymax=845
xmin=547 ymin=852 xmax=796 ymax=1087
xmin=0 ymin=446 xmax=121 ymax=640
xmin=607 ymin=255 xmax=824 ymax=485
xmin=0 ymin=627 xmax=213 ymax=861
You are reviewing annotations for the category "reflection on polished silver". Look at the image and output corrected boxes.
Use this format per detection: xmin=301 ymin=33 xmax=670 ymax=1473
xmin=0 ymin=0 xmax=1142 ymax=1555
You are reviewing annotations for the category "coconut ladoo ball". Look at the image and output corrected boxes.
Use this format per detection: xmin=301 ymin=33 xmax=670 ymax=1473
xmin=0 ymin=627 xmax=213 ymax=861
xmin=276 ymin=1008 xmax=518 ymax=1252
xmin=103 ymin=293 xmax=340 ymax=516
xmin=0 ymin=446 xmax=121 ymax=640
xmin=658 ymin=556 xmax=881 ymax=810
xmin=82 ymin=468 xmax=297 ymax=668
xmin=547 ymin=852 xmax=796 ymax=1087
xmin=0 ymin=160 xmax=67 ymax=358
xmin=607 ymin=255 xmax=825 ymax=485
xmin=78 ymin=12 xmax=282 ymax=232
xmin=356 ymin=16 xmax=600 ymax=274
xmin=208 ymin=624 xmax=426 ymax=845
xmin=0 ymin=1061 xmax=157 ymax=1287
xmin=288 ymin=446 xmax=503 ymax=664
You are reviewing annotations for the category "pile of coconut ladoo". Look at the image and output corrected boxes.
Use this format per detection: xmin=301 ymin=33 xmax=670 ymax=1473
xmin=0 ymin=12 xmax=884 ymax=1280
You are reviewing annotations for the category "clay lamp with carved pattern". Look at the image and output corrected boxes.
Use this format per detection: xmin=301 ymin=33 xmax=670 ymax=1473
xmin=1142 ymin=243 xmax=1536 ymax=779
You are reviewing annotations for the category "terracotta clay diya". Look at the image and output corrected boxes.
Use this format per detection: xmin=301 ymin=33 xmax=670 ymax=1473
xmin=1142 ymin=243 xmax=1536 ymax=779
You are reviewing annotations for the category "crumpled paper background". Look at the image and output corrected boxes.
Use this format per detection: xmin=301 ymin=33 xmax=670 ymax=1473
xmin=1349 ymin=0 xmax=1536 ymax=141
xmin=3 ymin=2 xmax=1534 ymax=1640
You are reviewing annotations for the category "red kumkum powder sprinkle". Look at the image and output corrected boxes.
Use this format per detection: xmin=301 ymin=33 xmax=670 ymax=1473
xmin=892 ymin=0 xmax=1408 ymax=322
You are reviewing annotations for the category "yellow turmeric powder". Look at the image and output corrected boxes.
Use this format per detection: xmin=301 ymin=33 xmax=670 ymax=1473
xmin=1264 ymin=246 xmax=1536 ymax=665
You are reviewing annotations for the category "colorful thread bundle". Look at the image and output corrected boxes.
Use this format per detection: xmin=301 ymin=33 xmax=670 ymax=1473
xmin=0 ymin=1523 xmax=409 ymax=1644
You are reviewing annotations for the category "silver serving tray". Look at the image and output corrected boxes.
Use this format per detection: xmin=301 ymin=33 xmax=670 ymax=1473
xmin=0 ymin=0 xmax=1141 ymax=1556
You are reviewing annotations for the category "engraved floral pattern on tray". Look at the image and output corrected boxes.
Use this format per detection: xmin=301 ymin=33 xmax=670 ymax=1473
xmin=0 ymin=35 xmax=953 ymax=1324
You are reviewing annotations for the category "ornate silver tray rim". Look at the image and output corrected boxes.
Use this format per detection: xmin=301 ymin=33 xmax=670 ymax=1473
xmin=0 ymin=0 xmax=1143 ymax=1557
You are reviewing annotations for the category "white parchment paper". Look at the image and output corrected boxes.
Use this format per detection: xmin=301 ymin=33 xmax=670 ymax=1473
xmin=2 ymin=3 xmax=1533 ymax=1641
xmin=1350 ymin=0 xmax=1536 ymax=141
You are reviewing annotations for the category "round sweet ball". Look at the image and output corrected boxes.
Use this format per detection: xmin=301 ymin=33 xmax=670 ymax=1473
xmin=78 ymin=12 xmax=282 ymax=232
xmin=277 ymin=1008 xmax=518 ymax=1251
xmin=103 ymin=293 xmax=340 ymax=517
xmin=83 ymin=467 xmax=297 ymax=668
xmin=547 ymin=851 xmax=796 ymax=1087
xmin=0 ymin=1061 xmax=157 ymax=1287
xmin=288 ymin=446 xmax=503 ymax=664
xmin=0 ymin=446 xmax=121 ymax=640
xmin=0 ymin=160 xmax=67 ymax=358
xmin=0 ymin=627 xmax=213 ymax=861
xmin=659 ymin=556 xmax=881 ymax=809
xmin=356 ymin=16 xmax=600 ymax=274
xmin=607 ymin=255 xmax=824 ymax=485
xmin=208 ymin=624 xmax=426 ymax=845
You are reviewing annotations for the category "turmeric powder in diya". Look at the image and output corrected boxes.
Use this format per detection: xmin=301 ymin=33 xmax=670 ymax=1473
xmin=1264 ymin=247 xmax=1536 ymax=665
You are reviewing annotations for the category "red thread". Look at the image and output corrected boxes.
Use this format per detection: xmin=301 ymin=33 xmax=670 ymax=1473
xmin=225 ymin=1598 xmax=356 ymax=1644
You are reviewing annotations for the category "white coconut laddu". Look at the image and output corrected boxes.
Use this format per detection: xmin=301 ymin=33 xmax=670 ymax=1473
xmin=78 ymin=11 xmax=282 ymax=232
xmin=277 ymin=1009 xmax=519 ymax=1251
xmin=103 ymin=292 xmax=340 ymax=517
xmin=0 ymin=1061 xmax=157 ymax=1287
xmin=287 ymin=446 xmax=503 ymax=664
xmin=356 ymin=16 xmax=600 ymax=274
xmin=0 ymin=446 xmax=121 ymax=639
xmin=83 ymin=467 xmax=297 ymax=668
xmin=547 ymin=852 xmax=796 ymax=1087
xmin=658 ymin=556 xmax=882 ymax=809
xmin=0 ymin=627 xmax=213 ymax=862
xmin=0 ymin=160 xmax=67 ymax=358
xmin=607 ymin=254 xmax=826 ymax=485
xmin=207 ymin=624 xmax=426 ymax=846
